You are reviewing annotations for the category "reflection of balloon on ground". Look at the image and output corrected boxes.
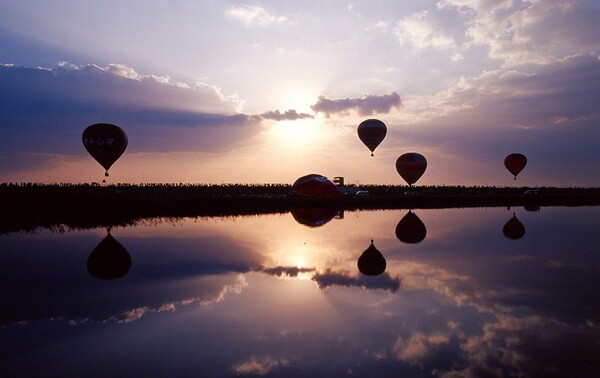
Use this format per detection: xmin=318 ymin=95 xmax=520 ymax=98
xmin=504 ymin=153 xmax=527 ymax=180
xmin=291 ymin=208 xmax=340 ymax=227
xmin=358 ymin=240 xmax=386 ymax=276
xmin=291 ymin=174 xmax=343 ymax=198
xmin=357 ymin=119 xmax=387 ymax=157
xmin=396 ymin=153 xmax=427 ymax=186
xmin=503 ymin=213 xmax=526 ymax=240
xmin=82 ymin=123 xmax=128 ymax=177
xmin=87 ymin=230 xmax=132 ymax=280
xmin=395 ymin=211 xmax=427 ymax=244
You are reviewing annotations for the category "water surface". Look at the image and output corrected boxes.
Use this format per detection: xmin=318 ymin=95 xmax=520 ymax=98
xmin=2 ymin=207 xmax=599 ymax=377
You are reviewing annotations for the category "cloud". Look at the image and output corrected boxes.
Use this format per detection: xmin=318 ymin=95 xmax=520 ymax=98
xmin=312 ymin=269 xmax=401 ymax=292
xmin=1 ymin=62 xmax=243 ymax=114
xmin=394 ymin=11 xmax=456 ymax=50
xmin=454 ymin=314 xmax=600 ymax=377
xmin=233 ymin=356 xmax=290 ymax=375
xmin=227 ymin=5 xmax=288 ymax=26
xmin=311 ymin=92 xmax=401 ymax=116
xmin=0 ymin=62 xmax=262 ymax=155
xmin=393 ymin=331 xmax=451 ymax=366
xmin=262 ymin=266 xmax=315 ymax=278
xmin=438 ymin=0 xmax=600 ymax=66
xmin=397 ymin=54 xmax=600 ymax=185
xmin=260 ymin=109 xmax=313 ymax=121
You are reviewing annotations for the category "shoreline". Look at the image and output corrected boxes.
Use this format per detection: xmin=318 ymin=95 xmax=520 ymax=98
xmin=1 ymin=183 xmax=599 ymax=233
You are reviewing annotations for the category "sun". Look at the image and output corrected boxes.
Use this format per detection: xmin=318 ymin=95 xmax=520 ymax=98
xmin=267 ymin=118 xmax=317 ymax=147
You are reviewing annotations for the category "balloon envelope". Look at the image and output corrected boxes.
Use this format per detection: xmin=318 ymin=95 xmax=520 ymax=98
xmin=395 ymin=211 xmax=427 ymax=244
xmin=87 ymin=233 xmax=132 ymax=280
xmin=357 ymin=240 xmax=386 ymax=276
xmin=82 ymin=123 xmax=128 ymax=176
xmin=396 ymin=153 xmax=427 ymax=186
xmin=357 ymin=119 xmax=387 ymax=156
xmin=504 ymin=153 xmax=527 ymax=179
xmin=503 ymin=214 xmax=526 ymax=240
xmin=292 ymin=174 xmax=343 ymax=198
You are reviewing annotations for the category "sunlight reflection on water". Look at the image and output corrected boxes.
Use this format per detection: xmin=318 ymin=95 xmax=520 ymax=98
xmin=2 ymin=207 xmax=599 ymax=377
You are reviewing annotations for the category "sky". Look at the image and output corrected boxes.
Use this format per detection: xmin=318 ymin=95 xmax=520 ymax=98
xmin=1 ymin=0 xmax=599 ymax=186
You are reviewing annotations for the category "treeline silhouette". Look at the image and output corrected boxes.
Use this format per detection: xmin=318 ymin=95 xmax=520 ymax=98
xmin=1 ymin=183 xmax=599 ymax=233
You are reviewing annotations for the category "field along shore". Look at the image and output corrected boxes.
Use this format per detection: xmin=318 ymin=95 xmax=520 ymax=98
xmin=1 ymin=183 xmax=599 ymax=233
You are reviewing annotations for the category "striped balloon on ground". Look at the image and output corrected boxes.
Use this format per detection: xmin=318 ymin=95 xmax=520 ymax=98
xmin=396 ymin=152 xmax=427 ymax=186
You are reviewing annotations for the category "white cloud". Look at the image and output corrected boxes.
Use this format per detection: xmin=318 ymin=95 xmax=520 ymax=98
xmin=439 ymin=0 xmax=600 ymax=67
xmin=227 ymin=4 xmax=288 ymax=26
xmin=393 ymin=331 xmax=450 ymax=365
xmin=394 ymin=11 xmax=456 ymax=50
xmin=233 ymin=356 xmax=289 ymax=375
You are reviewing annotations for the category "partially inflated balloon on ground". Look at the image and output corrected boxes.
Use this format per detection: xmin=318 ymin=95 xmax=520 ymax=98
xmin=291 ymin=174 xmax=343 ymax=198
xmin=82 ymin=123 xmax=128 ymax=177
xmin=357 ymin=119 xmax=387 ymax=157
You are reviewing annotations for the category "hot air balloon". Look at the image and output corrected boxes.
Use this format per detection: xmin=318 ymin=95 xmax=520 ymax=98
xmin=82 ymin=123 xmax=128 ymax=177
xmin=357 ymin=119 xmax=387 ymax=157
xmin=87 ymin=230 xmax=132 ymax=280
xmin=504 ymin=153 xmax=527 ymax=180
xmin=395 ymin=211 xmax=427 ymax=244
xmin=291 ymin=174 xmax=343 ymax=198
xmin=357 ymin=240 xmax=386 ymax=276
xmin=396 ymin=153 xmax=427 ymax=186
xmin=502 ymin=213 xmax=526 ymax=240
xmin=292 ymin=207 xmax=340 ymax=227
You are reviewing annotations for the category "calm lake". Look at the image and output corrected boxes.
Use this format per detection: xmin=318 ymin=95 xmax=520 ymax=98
xmin=2 ymin=207 xmax=599 ymax=377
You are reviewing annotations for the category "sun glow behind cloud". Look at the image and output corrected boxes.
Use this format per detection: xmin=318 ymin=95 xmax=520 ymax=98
xmin=0 ymin=1 xmax=599 ymax=185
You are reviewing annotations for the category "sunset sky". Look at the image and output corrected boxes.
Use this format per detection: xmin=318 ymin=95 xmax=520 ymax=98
xmin=1 ymin=0 xmax=599 ymax=186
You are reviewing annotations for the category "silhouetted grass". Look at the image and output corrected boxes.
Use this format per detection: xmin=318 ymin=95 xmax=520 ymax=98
xmin=1 ymin=183 xmax=599 ymax=233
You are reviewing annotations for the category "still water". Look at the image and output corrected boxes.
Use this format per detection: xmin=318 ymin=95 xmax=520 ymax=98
xmin=2 ymin=207 xmax=599 ymax=377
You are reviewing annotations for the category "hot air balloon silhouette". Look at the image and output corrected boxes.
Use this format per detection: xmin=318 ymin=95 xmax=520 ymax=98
xmin=357 ymin=119 xmax=387 ymax=157
xmin=357 ymin=240 xmax=386 ymax=276
xmin=82 ymin=123 xmax=128 ymax=177
xmin=87 ymin=230 xmax=132 ymax=280
xmin=504 ymin=153 xmax=527 ymax=180
xmin=395 ymin=211 xmax=427 ymax=244
xmin=291 ymin=207 xmax=340 ymax=227
xmin=503 ymin=213 xmax=526 ymax=240
xmin=291 ymin=174 xmax=343 ymax=198
xmin=396 ymin=153 xmax=427 ymax=186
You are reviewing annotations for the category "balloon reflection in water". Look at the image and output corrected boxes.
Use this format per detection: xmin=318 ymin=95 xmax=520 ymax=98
xmin=291 ymin=208 xmax=341 ymax=227
xmin=503 ymin=213 xmax=526 ymax=240
xmin=395 ymin=211 xmax=427 ymax=244
xmin=82 ymin=123 xmax=128 ymax=177
xmin=358 ymin=240 xmax=387 ymax=276
xmin=357 ymin=119 xmax=387 ymax=157
xmin=87 ymin=230 xmax=132 ymax=280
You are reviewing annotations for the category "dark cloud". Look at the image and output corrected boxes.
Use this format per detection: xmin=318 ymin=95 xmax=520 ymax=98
xmin=311 ymin=92 xmax=401 ymax=116
xmin=312 ymin=269 xmax=401 ymax=292
xmin=0 ymin=63 xmax=260 ymax=154
xmin=262 ymin=266 xmax=315 ymax=278
xmin=260 ymin=109 xmax=313 ymax=121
